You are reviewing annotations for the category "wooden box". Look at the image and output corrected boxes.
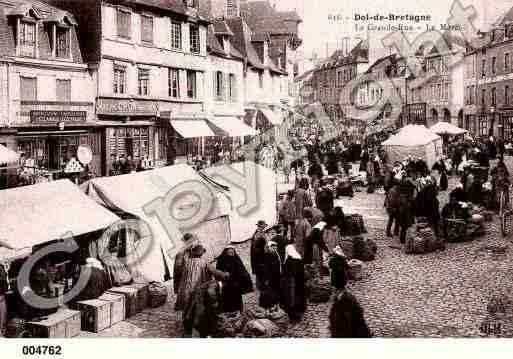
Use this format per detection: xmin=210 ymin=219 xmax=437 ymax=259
xmin=98 ymin=292 xmax=125 ymax=326
xmin=106 ymin=287 xmax=138 ymax=318
xmin=26 ymin=309 xmax=81 ymax=338
xmin=127 ymin=282 xmax=149 ymax=312
xmin=76 ymin=299 xmax=111 ymax=333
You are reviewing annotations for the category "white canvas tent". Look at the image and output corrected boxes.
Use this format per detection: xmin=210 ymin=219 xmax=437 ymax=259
xmin=204 ymin=162 xmax=277 ymax=243
xmin=382 ymin=125 xmax=443 ymax=169
xmin=81 ymin=164 xmax=231 ymax=283
xmin=0 ymin=179 xmax=119 ymax=254
xmin=429 ymin=121 xmax=467 ymax=136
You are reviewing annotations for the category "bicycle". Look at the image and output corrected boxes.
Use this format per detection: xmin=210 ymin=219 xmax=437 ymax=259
xmin=499 ymin=184 xmax=513 ymax=237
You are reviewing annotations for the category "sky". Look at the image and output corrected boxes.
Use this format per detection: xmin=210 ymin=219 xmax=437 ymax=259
xmin=270 ymin=0 xmax=513 ymax=60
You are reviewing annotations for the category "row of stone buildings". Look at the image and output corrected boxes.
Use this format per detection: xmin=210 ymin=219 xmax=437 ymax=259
xmin=296 ymin=3 xmax=513 ymax=144
xmin=0 ymin=0 xmax=302 ymax=176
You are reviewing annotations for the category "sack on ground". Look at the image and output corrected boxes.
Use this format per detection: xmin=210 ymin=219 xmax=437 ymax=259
xmin=243 ymin=319 xmax=281 ymax=338
xmin=148 ymin=282 xmax=168 ymax=308
xmin=352 ymin=237 xmax=377 ymax=261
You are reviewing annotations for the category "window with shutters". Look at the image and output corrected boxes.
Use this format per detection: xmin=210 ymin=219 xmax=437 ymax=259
xmin=492 ymin=87 xmax=497 ymax=106
xmin=56 ymin=79 xmax=71 ymax=101
xmin=20 ymin=77 xmax=37 ymax=101
xmin=138 ymin=68 xmax=150 ymax=96
xmin=214 ymin=71 xmax=224 ymax=101
xmin=18 ymin=21 xmax=36 ymax=57
xmin=492 ymin=57 xmax=497 ymax=75
xmin=55 ymin=26 xmax=70 ymax=58
xmin=168 ymin=68 xmax=180 ymax=98
xmin=117 ymin=8 xmax=131 ymax=39
xmin=190 ymin=24 xmax=200 ymax=54
xmin=482 ymin=89 xmax=486 ymax=106
xmin=506 ymin=53 xmax=510 ymax=72
xmin=482 ymin=59 xmax=486 ymax=78
xmin=140 ymin=15 xmax=153 ymax=44
xmin=113 ymin=65 xmax=127 ymax=94
xmin=187 ymin=70 xmax=197 ymax=98
xmin=170 ymin=21 xmax=182 ymax=50
xmin=506 ymin=86 xmax=510 ymax=106
xmin=229 ymin=73 xmax=237 ymax=102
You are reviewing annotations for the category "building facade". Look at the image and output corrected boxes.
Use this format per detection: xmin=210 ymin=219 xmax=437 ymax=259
xmin=464 ymin=7 xmax=513 ymax=140
xmin=52 ymin=0 xmax=212 ymax=173
xmin=409 ymin=34 xmax=466 ymax=129
xmin=0 ymin=0 xmax=100 ymax=175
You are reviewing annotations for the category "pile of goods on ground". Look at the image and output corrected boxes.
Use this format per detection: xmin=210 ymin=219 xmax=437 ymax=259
xmin=404 ymin=223 xmax=445 ymax=255
xmin=216 ymin=306 xmax=289 ymax=338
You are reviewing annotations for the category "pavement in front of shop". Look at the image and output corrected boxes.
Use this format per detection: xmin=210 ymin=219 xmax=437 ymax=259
xmin=79 ymin=157 xmax=513 ymax=338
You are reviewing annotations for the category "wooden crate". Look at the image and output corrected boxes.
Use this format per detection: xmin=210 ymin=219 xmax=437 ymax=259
xmin=26 ymin=309 xmax=81 ymax=338
xmin=106 ymin=287 xmax=138 ymax=318
xmin=76 ymin=299 xmax=111 ymax=333
xmin=98 ymin=292 xmax=125 ymax=326
xmin=127 ymin=282 xmax=149 ymax=312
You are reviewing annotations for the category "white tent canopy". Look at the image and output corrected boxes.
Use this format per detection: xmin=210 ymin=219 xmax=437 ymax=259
xmin=429 ymin=121 xmax=467 ymax=136
xmin=82 ymin=164 xmax=231 ymax=282
xmin=0 ymin=179 xmax=120 ymax=250
xmin=382 ymin=125 xmax=443 ymax=169
xmin=204 ymin=162 xmax=277 ymax=243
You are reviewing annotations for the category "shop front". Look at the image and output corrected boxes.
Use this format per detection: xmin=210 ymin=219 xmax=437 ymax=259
xmin=96 ymin=98 xmax=165 ymax=175
xmin=14 ymin=110 xmax=104 ymax=183
xmin=500 ymin=108 xmax=513 ymax=141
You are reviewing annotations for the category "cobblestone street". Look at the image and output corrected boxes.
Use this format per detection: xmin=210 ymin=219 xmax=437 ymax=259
xmin=79 ymin=158 xmax=513 ymax=338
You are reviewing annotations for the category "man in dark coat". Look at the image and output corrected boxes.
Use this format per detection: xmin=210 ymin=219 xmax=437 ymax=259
xmin=250 ymin=221 xmax=269 ymax=291
xmin=397 ymin=175 xmax=416 ymax=243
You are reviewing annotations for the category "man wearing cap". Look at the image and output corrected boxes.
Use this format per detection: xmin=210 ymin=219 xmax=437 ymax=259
xmin=250 ymin=221 xmax=270 ymax=291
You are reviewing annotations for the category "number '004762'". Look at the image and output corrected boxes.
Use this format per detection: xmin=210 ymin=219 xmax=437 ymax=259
xmin=22 ymin=346 xmax=62 ymax=356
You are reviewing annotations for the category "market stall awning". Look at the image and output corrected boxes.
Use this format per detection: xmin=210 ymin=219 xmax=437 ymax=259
xmin=0 ymin=144 xmax=20 ymax=166
xmin=0 ymin=179 xmax=120 ymax=250
xmin=429 ymin=121 xmax=467 ymax=136
xmin=170 ymin=119 xmax=215 ymax=138
xmin=259 ymin=109 xmax=283 ymax=126
xmin=207 ymin=117 xmax=258 ymax=137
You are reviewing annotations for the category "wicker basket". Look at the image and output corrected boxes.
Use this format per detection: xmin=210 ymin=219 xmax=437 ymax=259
xmin=501 ymin=210 xmax=513 ymax=237
xmin=347 ymin=259 xmax=363 ymax=281
xmin=412 ymin=237 xmax=427 ymax=254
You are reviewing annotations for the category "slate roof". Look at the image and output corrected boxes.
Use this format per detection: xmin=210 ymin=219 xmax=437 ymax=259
xmin=225 ymin=17 xmax=265 ymax=70
xmin=207 ymin=23 xmax=243 ymax=60
xmin=213 ymin=19 xmax=234 ymax=36
xmin=241 ymin=1 xmax=301 ymax=35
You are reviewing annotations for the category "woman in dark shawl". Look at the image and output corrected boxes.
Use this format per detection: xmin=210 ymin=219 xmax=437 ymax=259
xmin=281 ymin=244 xmax=307 ymax=322
xmin=216 ymin=246 xmax=253 ymax=313
xmin=259 ymin=241 xmax=282 ymax=310
xmin=329 ymin=289 xmax=372 ymax=338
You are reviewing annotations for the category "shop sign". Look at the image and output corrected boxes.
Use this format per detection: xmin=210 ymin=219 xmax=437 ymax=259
xmin=30 ymin=110 xmax=87 ymax=123
xmin=96 ymin=98 xmax=159 ymax=116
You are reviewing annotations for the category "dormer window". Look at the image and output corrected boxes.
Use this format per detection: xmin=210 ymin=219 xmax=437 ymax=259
xmin=18 ymin=20 xmax=36 ymax=57
xmin=55 ymin=26 xmax=70 ymax=58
